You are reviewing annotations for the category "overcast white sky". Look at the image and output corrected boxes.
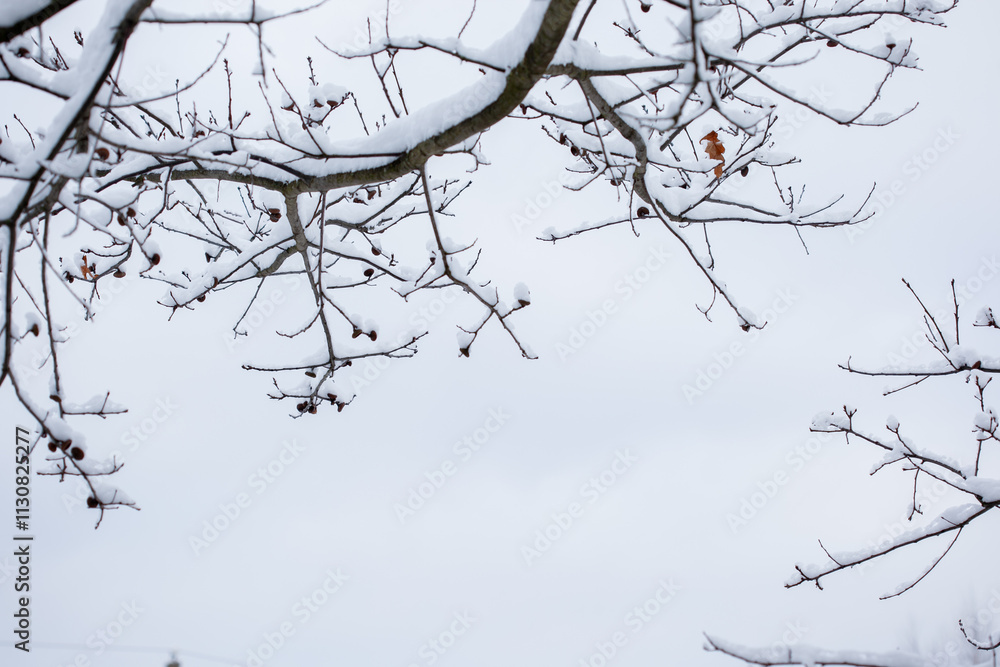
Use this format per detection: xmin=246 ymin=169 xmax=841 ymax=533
xmin=2 ymin=1 xmax=1000 ymax=667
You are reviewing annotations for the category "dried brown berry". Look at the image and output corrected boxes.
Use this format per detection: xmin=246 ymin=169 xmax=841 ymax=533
xmin=127 ymin=207 xmax=136 ymax=218
xmin=305 ymin=370 xmax=316 ymax=378
xmin=371 ymin=246 xmax=381 ymax=256
xmin=196 ymin=295 xmax=205 ymax=302
xmin=336 ymin=402 xmax=345 ymax=412
xmin=95 ymin=147 xmax=110 ymax=160
xmin=151 ymin=253 xmax=160 ymax=265
xmin=570 ymin=146 xmax=580 ymax=156
xmin=640 ymin=3 xmax=651 ymax=12
xmin=50 ymin=394 xmax=61 ymax=403
xmin=518 ymin=299 xmax=530 ymax=307
xmin=352 ymin=328 xmax=362 ymax=339
xmin=327 ymin=393 xmax=337 ymax=402
xmin=86 ymin=496 xmax=98 ymax=508
xmin=114 ymin=269 xmax=126 ymax=278
xmin=47 ymin=442 xmax=58 ymax=452
xmin=636 ymin=206 xmax=650 ymax=218
xmin=364 ymin=268 xmax=375 ymax=278
xmin=29 ymin=323 xmax=39 ymax=336
xmin=827 ymin=40 xmax=837 ymax=47
xmin=368 ymin=331 xmax=377 ymax=341
xmin=297 ymin=402 xmax=308 ymax=412
xmin=118 ymin=213 xmax=127 ymax=226
xmin=459 ymin=347 xmax=470 ymax=357
xmin=308 ymin=405 xmax=317 ymax=414
xmin=268 ymin=208 xmax=281 ymax=222
xmin=70 ymin=446 xmax=84 ymax=461
xmin=740 ymin=166 xmax=749 ymax=177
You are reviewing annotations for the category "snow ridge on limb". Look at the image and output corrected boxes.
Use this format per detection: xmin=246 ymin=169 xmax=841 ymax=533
xmin=706 ymin=634 xmax=940 ymax=667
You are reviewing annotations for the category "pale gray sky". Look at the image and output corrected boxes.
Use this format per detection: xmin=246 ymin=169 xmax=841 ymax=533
xmin=2 ymin=2 xmax=999 ymax=667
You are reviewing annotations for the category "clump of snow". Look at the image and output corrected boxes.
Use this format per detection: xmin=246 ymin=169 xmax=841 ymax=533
xmin=513 ymin=282 xmax=530 ymax=305
xmin=309 ymin=83 xmax=348 ymax=107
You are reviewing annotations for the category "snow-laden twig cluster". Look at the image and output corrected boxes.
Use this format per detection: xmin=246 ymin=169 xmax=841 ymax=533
xmin=0 ymin=0 xmax=956 ymax=525
xmin=712 ymin=282 xmax=1000 ymax=665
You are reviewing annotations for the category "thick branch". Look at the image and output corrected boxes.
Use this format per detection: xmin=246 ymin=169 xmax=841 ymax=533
xmin=0 ymin=0 xmax=83 ymax=42
xmin=170 ymin=0 xmax=582 ymax=194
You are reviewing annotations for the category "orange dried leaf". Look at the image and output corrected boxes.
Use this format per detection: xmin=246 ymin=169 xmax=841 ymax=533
xmin=701 ymin=131 xmax=726 ymax=176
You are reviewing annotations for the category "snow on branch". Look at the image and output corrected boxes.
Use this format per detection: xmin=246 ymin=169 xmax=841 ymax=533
xmin=0 ymin=0 xmax=957 ymax=524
